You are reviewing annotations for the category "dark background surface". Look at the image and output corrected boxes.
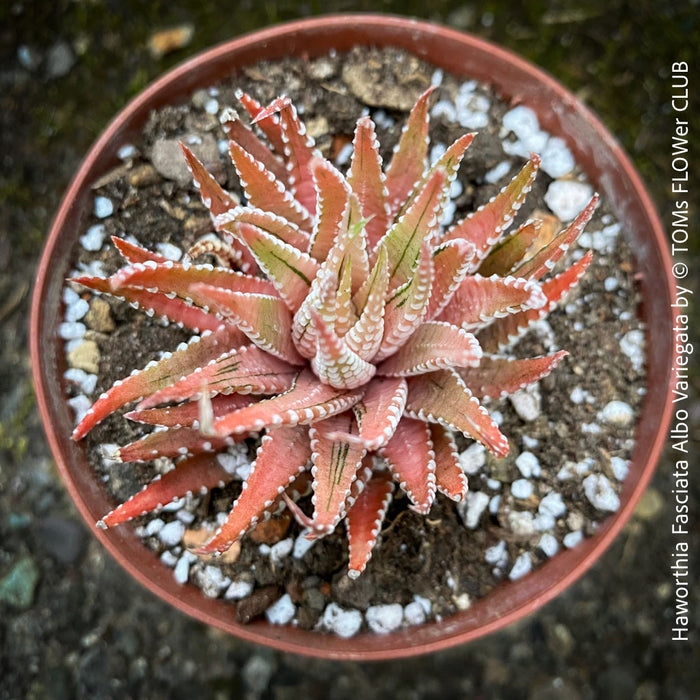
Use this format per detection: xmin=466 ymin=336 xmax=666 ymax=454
xmin=1 ymin=1 xmax=698 ymax=698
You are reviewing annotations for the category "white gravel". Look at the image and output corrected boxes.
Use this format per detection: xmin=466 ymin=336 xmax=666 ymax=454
xmin=538 ymin=492 xmax=567 ymax=518
xmin=403 ymin=600 xmax=426 ymax=626
xmin=538 ymin=533 xmax=559 ymax=557
xmin=619 ymin=329 xmax=645 ymax=371
xmin=485 ymin=539 xmax=508 ymax=567
xmin=600 ymin=400 xmax=635 ymax=427
xmin=94 ymin=196 xmax=114 ymax=219
xmin=563 ymin=530 xmax=584 ymax=548
xmin=610 ymin=457 xmax=630 ymax=481
xmin=80 ymin=223 xmax=106 ymax=251
xmin=365 ymin=604 xmax=404 ymax=634
xmin=158 ymin=520 xmax=185 ymax=547
xmin=509 ymin=552 xmax=532 ymax=580
xmin=583 ymin=474 xmax=620 ymax=512
xmin=266 ymin=594 xmax=296 ymax=625
xmin=509 ymin=386 xmax=541 ymax=421
xmin=458 ymin=443 xmax=486 ymax=474
xmin=224 ymin=579 xmax=254 ymax=601
xmin=321 ymin=603 xmax=363 ymax=638
xmin=459 ymin=491 xmax=490 ymax=529
xmin=544 ymin=180 xmax=594 ymax=221
xmin=507 ymin=510 xmax=536 ymax=536
xmin=515 ymin=451 xmax=540 ymax=478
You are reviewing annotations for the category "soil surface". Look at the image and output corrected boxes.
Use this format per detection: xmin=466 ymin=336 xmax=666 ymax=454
xmin=2 ymin=2 xmax=698 ymax=699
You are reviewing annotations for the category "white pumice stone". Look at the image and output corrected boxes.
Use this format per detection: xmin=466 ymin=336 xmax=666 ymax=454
xmin=604 ymin=276 xmax=619 ymax=292
xmin=266 ymin=594 xmax=296 ymax=625
xmin=507 ymin=510 xmax=536 ymax=537
xmin=599 ymin=400 xmax=634 ymax=427
xmin=486 ymin=478 xmax=501 ymax=491
xmin=173 ymin=554 xmax=191 ymax=585
xmin=365 ymin=604 xmax=404 ymax=634
xmin=160 ymin=551 xmax=178 ymax=567
xmin=145 ymin=518 xmax=165 ymax=536
xmin=538 ymin=492 xmax=567 ymax=518
xmin=503 ymin=105 xmax=539 ymax=141
xmin=59 ymin=322 xmax=86 ymax=340
xmin=489 ymin=495 xmax=501 ymax=515
xmin=117 ymin=143 xmax=138 ymax=160
xmin=620 ymin=329 xmax=645 ymax=371
xmin=534 ymin=513 xmax=556 ymax=532
xmin=484 ymin=160 xmax=512 ymax=184
xmin=67 ymin=395 xmax=92 ymax=423
xmin=293 ymin=532 xmax=316 ymax=559
xmin=158 ymin=520 xmax=185 ymax=547
xmin=583 ymin=474 xmax=620 ymax=512
xmin=176 ymin=509 xmax=195 ymax=525
xmin=485 ymin=540 xmax=508 ymax=566
xmin=80 ymin=223 xmax=106 ymax=251
xmin=511 ymin=479 xmax=533 ymax=500
xmin=199 ymin=565 xmax=231 ymax=598
xmin=515 ymin=451 xmax=540 ymax=478
xmin=563 ymin=530 xmax=584 ymax=548
xmin=458 ymin=443 xmax=486 ymax=475
xmin=94 ymin=196 xmax=114 ymax=219
xmin=538 ymin=533 xmax=559 ymax=557
xmin=321 ymin=603 xmax=363 ymax=639
xmin=540 ymin=136 xmax=575 ymax=177
xmin=155 ymin=242 xmax=183 ymax=261
xmin=205 ymin=97 xmax=219 ymax=114
xmin=610 ymin=457 xmax=630 ymax=481
xmin=509 ymin=552 xmax=532 ymax=580
xmin=544 ymin=180 xmax=594 ymax=222
xmin=65 ymin=297 xmax=90 ymax=322
xmin=459 ymin=491 xmax=490 ymax=529
xmin=225 ymin=579 xmax=254 ymax=600
xmin=269 ymin=538 xmax=293 ymax=565
xmin=403 ymin=601 xmax=426 ymax=626
xmin=335 ymin=142 xmax=353 ymax=167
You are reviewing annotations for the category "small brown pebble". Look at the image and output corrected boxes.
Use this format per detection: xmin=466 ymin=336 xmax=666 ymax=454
xmin=67 ymin=339 xmax=100 ymax=374
xmin=148 ymin=25 xmax=194 ymax=58
xmin=84 ymin=298 xmax=115 ymax=333
xmin=235 ymin=586 xmax=280 ymax=624
xmin=128 ymin=163 xmax=159 ymax=187
xmin=248 ymin=512 xmax=292 ymax=545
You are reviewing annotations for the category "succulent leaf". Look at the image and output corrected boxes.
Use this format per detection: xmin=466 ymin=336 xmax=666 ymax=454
xmin=118 ymin=425 xmax=237 ymax=462
xmin=476 ymin=219 xmax=541 ymax=277
xmin=126 ymin=393 xmax=255 ymax=427
xmin=430 ymin=424 xmax=468 ymax=502
xmin=352 ymin=376 xmax=408 ymax=450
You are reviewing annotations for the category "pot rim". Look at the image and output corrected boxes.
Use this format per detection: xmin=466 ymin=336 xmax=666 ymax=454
xmin=31 ymin=13 xmax=676 ymax=660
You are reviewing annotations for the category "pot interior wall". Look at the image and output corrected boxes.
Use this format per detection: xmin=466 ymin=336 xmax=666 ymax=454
xmin=31 ymin=16 xmax=674 ymax=659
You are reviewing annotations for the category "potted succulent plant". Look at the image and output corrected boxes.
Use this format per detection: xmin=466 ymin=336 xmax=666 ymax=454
xmin=31 ymin=15 xmax=675 ymax=659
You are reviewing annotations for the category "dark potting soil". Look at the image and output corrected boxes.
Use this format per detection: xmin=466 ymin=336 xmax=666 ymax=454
xmin=63 ymin=46 xmax=646 ymax=633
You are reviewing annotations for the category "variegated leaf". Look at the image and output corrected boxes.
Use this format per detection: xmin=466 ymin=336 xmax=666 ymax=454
xmin=236 ymin=90 xmax=287 ymax=157
xmin=405 ymin=369 xmax=509 ymax=457
xmin=475 ymin=219 xmax=541 ymax=277
xmin=126 ymin=393 xmax=255 ymax=427
xmin=112 ymin=236 xmax=170 ymax=265
xmin=181 ymin=143 xmax=238 ymax=217
xmin=352 ymin=376 xmax=407 ymax=450
xmin=425 ymin=238 xmax=476 ymax=321
xmin=117 ymin=425 xmax=237 ymax=462
xmin=429 ymin=424 xmax=468 ymax=502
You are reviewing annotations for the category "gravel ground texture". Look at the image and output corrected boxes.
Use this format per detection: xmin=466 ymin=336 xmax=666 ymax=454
xmin=1 ymin=2 xmax=698 ymax=699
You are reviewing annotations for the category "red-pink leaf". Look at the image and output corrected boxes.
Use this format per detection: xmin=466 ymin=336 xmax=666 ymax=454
xmin=425 ymin=238 xmax=476 ymax=321
xmin=236 ymin=91 xmax=287 ymax=158
xmin=118 ymin=426 xmax=237 ymax=462
xmin=475 ymin=219 xmax=541 ymax=277
xmin=214 ymin=205 xmax=310 ymax=252
xmin=99 ymin=454 xmax=233 ymax=528
xmin=72 ymin=324 xmax=244 ymax=440
xmin=430 ymin=424 xmax=468 ymax=502
xmin=405 ymin=369 xmax=509 ymax=458
xmin=457 ymin=351 xmax=568 ymax=400
xmin=353 ymin=376 xmax=407 ymax=450
xmin=112 ymin=236 xmax=170 ymax=265
xmin=308 ymin=157 xmax=351 ymax=262
xmin=181 ymin=143 xmax=237 ymax=217
xmin=379 ymin=417 xmax=436 ymax=513
xmin=196 ymin=426 xmax=311 ymax=553
xmin=346 ymin=471 xmax=393 ymax=579
xmin=126 ymin=394 xmax=255 ymax=427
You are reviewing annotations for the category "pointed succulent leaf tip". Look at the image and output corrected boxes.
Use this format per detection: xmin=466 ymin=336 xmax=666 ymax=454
xmin=477 ymin=249 xmax=593 ymax=353
xmin=352 ymin=376 xmax=407 ymax=450
xmin=438 ymin=273 xmax=547 ymax=331
xmin=309 ymin=307 xmax=377 ymax=390
xmin=71 ymin=324 xmax=244 ymax=440
xmin=117 ymin=425 xmax=237 ymax=462
xmin=347 ymin=115 xmax=390 ymax=250
xmin=458 ymin=351 xmax=569 ymax=400
xmin=126 ymin=393 xmax=255 ymax=428
xmin=137 ymin=344 xmax=297 ymax=410
xmin=376 ymin=321 xmax=482 ymax=377
xmin=384 ymin=86 xmax=435 ymax=216
xmin=100 ymin=454 xmax=233 ymax=528
xmin=346 ymin=470 xmax=393 ymax=579
xmin=430 ymin=424 xmax=468 ymax=502
xmin=236 ymin=90 xmax=287 ymax=157
xmin=309 ymin=412 xmax=366 ymax=533
xmin=380 ymin=417 xmax=436 ymax=514
xmin=189 ymin=284 xmax=305 ymax=365
xmin=228 ymin=139 xmax=313 ymax=232
xmin=196 ymin=426 xmax=312 ymax=554
xmin=513 ymin=194 xmax=599 ymax=280
xmin=73 ymin=273 xmax=224 ymax=334
xmin=112 ymin=236 xmax=170 ymax=265
xmin=405 ymin=369 xmax=510 ymax=458
xmin=476 ymin=219 xmax=542 ymax=277
xmin=210 ymin=369 xmax=364 ymax=437
xmin=425 ymin=238 xmax=476 ymax=321
xmin=227 ymin=222 xmax=319 ymax=312
xmin=180 ymin=143 xmax=237 ymax=217
xmin=444 ymin=155 xmax=541 ymax=262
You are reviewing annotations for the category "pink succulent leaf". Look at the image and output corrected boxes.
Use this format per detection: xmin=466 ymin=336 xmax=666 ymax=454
xmin=376 ymin=321 xmax=482 ymax=377
xmin=136 ymin=344 xmax=298 ymax=410
xmin=236 ymin=90 xmax=288 ymax=157
xmin=457 ymin=350 xmax=568 ymax=400
xmin=189 ymin=285 xmax=305 ymax=365
xmin=185 ymin=234 xmax=257 ymax=274
xmin=352 ymin=376 xmax=407 ymax=450
xmin=346 ymin=470 xmax=393 ymax=579
xmin=111 ymin=236 xmax=170 ymax=265
xmin=214 ymin=205 xmax=311 ymax=252
xmin=443 ymin=155 xmax=541 ymax=262
xmin=117 ymin=425 xmax=238 ymax=462
xmin=220 ymin=105 xmax=288 ymax=184
xmin=228 ymin=139 xmax=313 ymax=232
xmin=343 ymin=194 xmax=372 ymax=294
xmin=196 ymin=425 xmax=312 ymax=553
xmin=308 ymin=308 xmax=377 ymax=390
xmin=347 ymin=116 xmax=390 ymax=250
xmin=437 ymin=274 xmax=547 ymax=331
xmin=180 ymin=143 xmax=237 ymax=218
xmin=341 ymin=454 xmax=374 ymax=518
xmin=476 ymin=219 xmax=541 ymax=277
xmin=71 ymin=324 xmax=244 ymax=440
xmin=99 ymin=454 xmax=233 ymax=528
xmin=477 ymin=250 xmax=593 ymax=353
xmin=210 ymin=368 xmax=365 ymax=437
xmin=291 ymin=269 xmax=337 ymax=360
xmin=334 ymin=259 xmax=358 ymax=338
xmin=308 ymin=156 xmax=352 ymax=262
xmin=111 ymin=260 xmax=278 ymax=306
xmin=513 ymin=195 xmax=598 ymax=279
xmin=405 ymin=369 xmax=510 ymax=457
xmin=425 ymin=238 xmax=476 ymax=321
xmin=429 ymin=424 xmax=468 ymax=502
xmin=375 ymin=242 xmax=433 ymax=362
xmin=226 ymin=222 xmax=319 ymax=313
xmin=379 ymin=417 xmax=436 ymax=514
xmin=72 ymin=273 xmax=224 ymax=333
xmin=376 ymin=167 xmax=445 ymax=292
xmin=309 ymin=412 xmax=366 ymax=533
xmin=345 ymin=246 xmax=388 ymax=360
xmin=384 ymin=86 xmax=434 ymax=216
xmin=125 ymin=393 xmax=255 ymax=427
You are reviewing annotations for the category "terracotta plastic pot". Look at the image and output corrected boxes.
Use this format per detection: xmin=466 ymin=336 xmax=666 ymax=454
xmin=31 ymin=14 xmax=675 ymax=660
